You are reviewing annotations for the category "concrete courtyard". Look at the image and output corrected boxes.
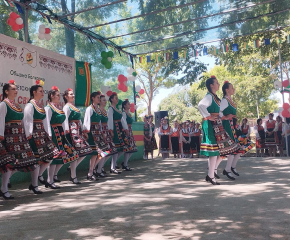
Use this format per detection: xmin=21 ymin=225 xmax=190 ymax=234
xmin=0 ymin=156 xmax=290 ymax=240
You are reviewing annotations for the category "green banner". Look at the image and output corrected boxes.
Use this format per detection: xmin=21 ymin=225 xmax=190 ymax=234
xmin=75 ymin=61 xmax=92 ymax=106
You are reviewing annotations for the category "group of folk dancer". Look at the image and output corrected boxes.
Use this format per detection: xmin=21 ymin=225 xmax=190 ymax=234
xmin=0 ymin=80 xmax=137 ymax=200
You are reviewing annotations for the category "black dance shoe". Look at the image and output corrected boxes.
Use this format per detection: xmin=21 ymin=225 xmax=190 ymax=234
xmin=87 ymin=174 xmax=98 ymax=181
xmin=28 ymin=184 xmax=43 ymax=194
xmin=121 ymin=162 xmax=132 ymax=171
xmin=70 ymin=177 xmax=81 ymax=184
xmin=8 ymin=183 xmax=12 ymax=189
xmin=110 ymin=169 xmax=121 ymax=174
xmin=96 ymin=172 xmax=106 ymax=178
xmin=223 ymin=169 xmax=235 ymax=180
xmin=205 ymin=175 xmax=220 ymax=185
xmin=38 ymin=176 xmax=47 ymax=185
xmin=214 ymin=172 xmax=220 ymax=179
xmin=53 ymin=175 xmax=61 ymax=183
xmin=0 ymin=190 xmax=14 ymax=200
xmin=231 ymin=167 xmax=240 ymax=176
xmin=101 ymin=168 xmax=107 ymax=174
xmin=45 ymin=182 xmax=61 ymax=189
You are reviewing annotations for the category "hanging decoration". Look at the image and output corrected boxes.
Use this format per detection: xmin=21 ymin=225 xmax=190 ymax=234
xmin=38 ymin=24 xmax=52 ymax=41
xmin=117 ymin=74 xmax=128 ymax=92
xmin=281 ymin=103 xmax=290 ymax=118
xmin=7 ymin=12 xmax=23 ymax=32
xmin=101 ymin=51 xmax=114 ymax=69
xmin=274 ymin=80 xmax=282 ymax=90
xmin=127 ymin=67 xmax=137 ymax=82
xmin=130 ymin=103 xmax=138 ymax=113
xmin=100 ymin=85 xmax=113 ymax=100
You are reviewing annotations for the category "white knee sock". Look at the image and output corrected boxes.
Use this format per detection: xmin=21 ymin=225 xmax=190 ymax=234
xmin=1 ymin=170 xmax=12 ymax=196
xmin=47 ymin=164 xmax=56 ymax=184
xmin=111 ymin=153 xmax=118 ymax=169
xmin=70 ymin=161 xmax=77 ymax=179
xmin=208 ymin=156 xmax=217 ymax=178
xmin=232 ymin=153 xmax=242 ymax=169
xmin=215 ymin=156 xmax=223 ymax=173
xmin=225 ymin=155 xmax=235 ymax=172
xmin=39 ymin=161 xmax=51 ymax=178
xmin=31 ymin=167 xmax=40 ymax=189
xmin=124 ymin=153 xmax=132 ymax=166
xmin=54 ymin=164 xmax=63 ymax=177
xmin=97 ymin=158 xmax=106 ymax=173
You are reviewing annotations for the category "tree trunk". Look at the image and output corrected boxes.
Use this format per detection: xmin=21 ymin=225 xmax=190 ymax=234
xmin=61 ymin=0 xmax=75 ymax=58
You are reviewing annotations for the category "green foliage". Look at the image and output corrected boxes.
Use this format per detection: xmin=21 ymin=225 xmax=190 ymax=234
xmin=158 ymin=90 xmax=203 ymax=123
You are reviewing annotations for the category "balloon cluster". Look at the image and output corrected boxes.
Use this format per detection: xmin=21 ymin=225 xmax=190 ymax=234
xmin=117 ymin=74 xmax=128 ymax=92
xmin=101 ymin=51 xmax=114 ymax=69
xmin=7 ymin=12 xmax=23 ymax=32
xmin=100 ymin=86 xmax=113 ymax=100
xmin=274 ymin=79 xmax=290 ymax=90
xmin=282 ymin=103 xmax=290 ymax=118
xmin=38 ymin=25 xmax=51 ymax=41
xmin=135 ymin=85 xmax=144 ymax=95
xmin=130 ymin=102 xmax=137 ymax=113
xmin=127 ymin=67 xmax=137 ymax=81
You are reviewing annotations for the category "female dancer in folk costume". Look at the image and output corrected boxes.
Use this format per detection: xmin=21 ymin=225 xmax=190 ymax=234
xmin=158 ymin=117 xmax=172 ymax=159
xmin=264 ymin=113 xmax=278 ymax=157
xmin=44 ymin=86 xmax=78 ymax=189
xmin=241 ymin=118 xmax=251 ymax=139
xmin=97 ymin=95 xmax=118 ymax=176
xmin=23 ymin=81 xmax=57 ymax=194
xmin=188 ymin=121 xmax=196 ymax=157
xmin=148 ymin=115 xmax=158 ymax=157
xmin=0 ymin=80 xmax=38 ymax=199
xmin=83 ymin=92 xmax=109 ymax=180
xmin=198 ymin=76 xmax=224 ymax=185
xmin=107 ymin=92 xmax=131 ymax=173
xmin=171 ymin=120 xmax=181 ymax=158
xmin=121 ymin=99 xmax=138 ymax=170
xmin=254 ymin=118 xmax=266 ymax=157
xmin=220 ymin=81 xmax=249 ymax=180
xmin=63 ymin=88 xmax=93 ymax=183
xmin=276 ymin=116 xmax=284 ymax=156
xmin=180 ymin=122 xmax=191 ymax=158
xmin=143 ymin=115 xmax=152 ymax=159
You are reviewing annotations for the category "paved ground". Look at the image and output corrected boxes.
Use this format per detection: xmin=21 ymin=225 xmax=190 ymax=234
xmin=0 ymin=156 xmax=290 ymax=240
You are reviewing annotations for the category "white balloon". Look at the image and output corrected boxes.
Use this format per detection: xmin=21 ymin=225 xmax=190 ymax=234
xmin=274 ymin=80 xmax=282 ymax=89
xmin=107 ymin=57 xmax=112 ymax=62
xmin=127 ymin=75 xmax=136 ymax=82
xmin=38 ymin=33 xmax=45 ymax=40
xmin=15 ymin=18 xmax=23 ymax=25
xmin=105 ymin=95 xmax=109 ymax=100
xmin=39 ymin=24 xmax=46 ymax=30
xmin=134 ymin=105 xmax=138 ymax=110
xmin=100 ymin=86 xmax=109 ymax=93
xmin=135 ymin=85 xmax=141 ymax=92
xmin=39 ymin=28 xmax=45 ymax=34
xmin=44 ymin=33 xmax=52 ymax=41
xmin=127 ymin=67 xmax=134 ymax=74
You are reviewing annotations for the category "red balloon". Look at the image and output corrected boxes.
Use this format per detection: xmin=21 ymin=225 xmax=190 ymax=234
xmin=282 ymin=80 xmax=290 ymax=88
xmin=18 ymin=24 xmax=24 ymax=30
xmin=130 ymin=103 xmax=134 ymax=107
xmin=12 ymin=23 xmax=20 ymax=32
xmin=123 ymin=85 xmax=128 ymax=92
xmin=283 ymin=103 xmax=290 ymax=110
xmin=139 ymin=89 xmax=145 ymax=94
xmin=117 ymin=83 xmax=123 ymax=90
xmin=130 ymin=107 xmax=135 ymax=113
xmin=107 ymin=90 xmax=113 ymax=96
xmin=118 ymin=74 xmax=127 ymax=83
xmin=282 ymin=110 xmax=288 ymax=117
xmin=10 ymin=12 xmax=19 ymax=20
xmin=7 ymin=18 xmax=13 ymax=26
xmin=45 ymin=28 xmax=51 ymax=34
